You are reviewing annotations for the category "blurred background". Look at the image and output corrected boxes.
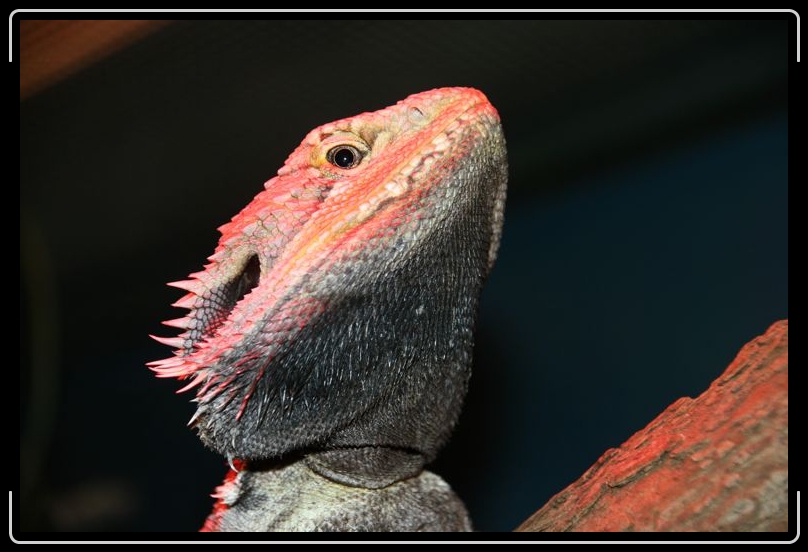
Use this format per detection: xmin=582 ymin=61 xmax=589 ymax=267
xmin=19 ymin=19 xmax=789 ymax=532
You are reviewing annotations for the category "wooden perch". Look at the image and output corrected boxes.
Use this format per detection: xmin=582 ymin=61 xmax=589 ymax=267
xmin=517 ymin=320 xmax=788 ymax=532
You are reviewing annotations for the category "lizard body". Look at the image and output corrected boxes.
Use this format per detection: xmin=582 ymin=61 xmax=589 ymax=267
xmin=201 ymin=458 xmax=471 ymax=532
xmin=150 ymin=87 xmax=507 ymax=531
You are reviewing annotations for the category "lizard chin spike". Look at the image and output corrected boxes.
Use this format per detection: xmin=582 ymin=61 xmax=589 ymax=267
xmin=149 ymin=334 xmax=185 ymax=348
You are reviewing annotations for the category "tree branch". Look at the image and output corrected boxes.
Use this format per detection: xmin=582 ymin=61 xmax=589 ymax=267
xmin=517 ymin=320 xmax=788 ymax=532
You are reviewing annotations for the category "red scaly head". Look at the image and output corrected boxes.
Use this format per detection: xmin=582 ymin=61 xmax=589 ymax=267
xmin=149 ymin=88 xmax=507 ymax=466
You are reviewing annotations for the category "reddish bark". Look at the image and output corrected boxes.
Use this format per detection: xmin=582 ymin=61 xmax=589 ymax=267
xmin=517 ymin=320 xmax=788 ymax=532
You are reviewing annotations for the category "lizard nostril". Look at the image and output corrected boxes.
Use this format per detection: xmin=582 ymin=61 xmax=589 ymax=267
xmin=408 ymin=106 xmax=426 ymax=123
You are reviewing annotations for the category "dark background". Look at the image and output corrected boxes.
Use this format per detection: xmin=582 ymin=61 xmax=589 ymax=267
xmin=20 ymin=18 xmax=789 ymax=532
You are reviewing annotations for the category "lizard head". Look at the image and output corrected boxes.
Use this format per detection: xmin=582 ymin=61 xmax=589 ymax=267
xmin=149 ymin=87 xmax=507 ymax=469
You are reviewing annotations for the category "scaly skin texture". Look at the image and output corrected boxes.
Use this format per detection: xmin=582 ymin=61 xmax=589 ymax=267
xmin=150 ymin=87 xmax=508 ymax=531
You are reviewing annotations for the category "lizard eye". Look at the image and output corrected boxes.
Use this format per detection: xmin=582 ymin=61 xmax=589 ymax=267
xmin=326 ymin=145 xmax=363 ymax=169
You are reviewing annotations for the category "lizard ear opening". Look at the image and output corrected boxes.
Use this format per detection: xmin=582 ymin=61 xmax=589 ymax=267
xmin=192 ymin=253 xmax=262 ymax=347
xmin=228 ymin=254 xmax=261 ymax=311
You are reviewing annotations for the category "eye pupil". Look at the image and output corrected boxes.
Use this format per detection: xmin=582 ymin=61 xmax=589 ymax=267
xmin=334 ymin=148 xmax=354 ymax=167
xmin=327 ymin=145 xmax=362 ymax=169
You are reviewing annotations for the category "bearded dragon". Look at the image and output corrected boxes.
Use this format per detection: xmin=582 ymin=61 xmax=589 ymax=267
xmin=149 ymin=87 xmax=508 ymax=532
